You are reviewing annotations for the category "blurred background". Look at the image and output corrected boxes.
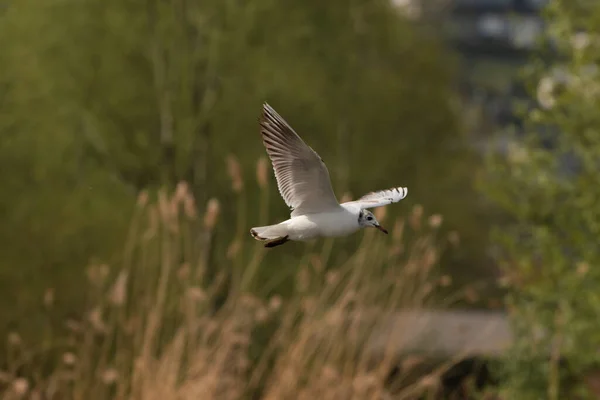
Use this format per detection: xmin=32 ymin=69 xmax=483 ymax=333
xmin=2 ymin=0 xmax=599 ymax=398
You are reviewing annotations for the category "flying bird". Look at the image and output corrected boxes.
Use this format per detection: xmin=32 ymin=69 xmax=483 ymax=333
xmin=250 ymin=103 xmax=408 ymax=248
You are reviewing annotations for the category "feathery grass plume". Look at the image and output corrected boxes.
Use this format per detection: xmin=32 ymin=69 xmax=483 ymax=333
xmin=185 ymin=287 xmax=207 ymax=303
xmin=428 ymin=214 xmax=443 ymax=228
xmin=576 ymin=262 xmax=590 ymax=277
xmin=227 ymin=155 xmax=248 ymax=280
xmin=409 ymin=204 xmax=423 ymax=231
xmin=447 ymin=230 xmax=460 ymax=247
xmin=137 ymin=190 xmax=149 ymax=208
xmin=374 ymin=204 xmax=387 ymax=222
xmin=203 ymin=198 xmax=220 ymax=230
xmin=254 ymin=157 xmax=271 ymax=236
xmin=157 ymin=187 xmax=179 ymax=234
xmin=173 ymin=181 xmax=189 ymax=205
xmin=87 ymin=307 xmax=107 ymax=334
xmin=183 ymin=195 xmax=197 ymax=219
xmin=62 ymin=352 xmax=77 ymax=366
xmin=194 ymin=197 xmax=220 ymax=284
xmin=172 ymin=181 xmax=198 ymax=219
xmin=392 ymin=218 xmax=404 ymax=240
xmin=226 ymin=155 xmax=243 ymax=193
xmin=7 ymin=332 xmax=21 ymax=347
xmin=86 ymin=264 xmax=109 ymax=288
xmin=177 ymin=263 xmax=191 ymax=281
xmin=439 ymin=275 xmax=452 ymax=287
xmin=108 ymin=271 xmax=128 ymax=307
xmin=268 ymin=295 xmax=282 ymax=312
xmin=310 ymin=254 xmax=324 ymax=273
xmin=256 ymin=157 xmax=269 ymax=189
xmin=10 ymin=378 xmax=29 ymax=397
xmin=64 ymin=319 xmax=82 ymax=334
xmin=296 ymin=267 xmax=311 ymax=294
xmin=387 ymin=218 xmax=405 ymax=258
xmin=227 ymin=239 xmax=241 ymax=260
xmin=43 ymin=288 xmax=54 ymax=308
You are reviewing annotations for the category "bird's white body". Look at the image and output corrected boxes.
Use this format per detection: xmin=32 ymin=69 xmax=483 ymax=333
xmin=255 ymin=204 xmax=362 ymax=242
xmin=250 ymin=103 xmax=408 ymax=248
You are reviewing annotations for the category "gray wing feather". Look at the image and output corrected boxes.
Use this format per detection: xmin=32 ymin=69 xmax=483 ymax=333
xmin=260 ymin=103 xmax=339 ymax=217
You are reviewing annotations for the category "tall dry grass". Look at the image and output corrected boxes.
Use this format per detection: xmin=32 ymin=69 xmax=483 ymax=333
xmin=0 ymin=157 xmax=459 ymax=400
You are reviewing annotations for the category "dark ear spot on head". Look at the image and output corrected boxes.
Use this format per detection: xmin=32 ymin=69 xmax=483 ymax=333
xmin=358 ymin=210 xmax=364 ymax=223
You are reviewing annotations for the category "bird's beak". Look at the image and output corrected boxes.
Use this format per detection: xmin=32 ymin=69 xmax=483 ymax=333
xmin=375 ymin=224 xmax=388 ymax=234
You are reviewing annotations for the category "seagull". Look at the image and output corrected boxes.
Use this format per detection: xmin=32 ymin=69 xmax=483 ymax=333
xmin=250 ymin=103 xmax=408 ymax=248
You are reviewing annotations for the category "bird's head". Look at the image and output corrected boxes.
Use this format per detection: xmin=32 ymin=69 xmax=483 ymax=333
xmin=358 ymin=210 xmax=388 ymax=234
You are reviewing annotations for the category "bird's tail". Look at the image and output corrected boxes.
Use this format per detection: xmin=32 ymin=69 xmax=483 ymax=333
xmin=250 ymin=224 xmax=288 ymax=241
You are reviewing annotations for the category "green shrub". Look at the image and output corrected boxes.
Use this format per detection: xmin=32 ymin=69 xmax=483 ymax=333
xmin=483 ymin=1 xmax=600 ymax=398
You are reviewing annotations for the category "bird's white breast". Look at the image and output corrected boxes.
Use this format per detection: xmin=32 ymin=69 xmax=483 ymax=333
xmin=284 ymin=206 xmax=360 ymax=241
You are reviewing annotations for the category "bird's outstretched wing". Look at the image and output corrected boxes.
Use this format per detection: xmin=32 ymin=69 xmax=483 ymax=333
xmin=342 ymin=187 xmax=408 ymax=209
xmin=260 ymin=103 xmax=340 ymax=217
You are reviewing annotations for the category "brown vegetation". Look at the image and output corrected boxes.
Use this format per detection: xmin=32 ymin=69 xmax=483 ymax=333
xmin=0 ymin=173 xmax=461 ymax=400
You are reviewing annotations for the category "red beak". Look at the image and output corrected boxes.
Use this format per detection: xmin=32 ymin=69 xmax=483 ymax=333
xmin=375 ymin=225 xmax=388 ymax=234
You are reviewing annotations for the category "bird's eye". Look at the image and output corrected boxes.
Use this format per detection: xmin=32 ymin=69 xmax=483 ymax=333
xmin=367 ymin=216 xmax=373 ymax=221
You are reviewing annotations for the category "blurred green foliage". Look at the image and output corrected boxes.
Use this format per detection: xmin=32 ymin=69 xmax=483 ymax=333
xmin=483 ymin=1 xmax=600 ymax=398
xmin=0 ymin=0 xmax=486 ymax=339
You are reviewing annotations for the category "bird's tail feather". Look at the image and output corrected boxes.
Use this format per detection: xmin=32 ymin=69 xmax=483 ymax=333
xmin=250 ymin=224 xmax=288 ymax=241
